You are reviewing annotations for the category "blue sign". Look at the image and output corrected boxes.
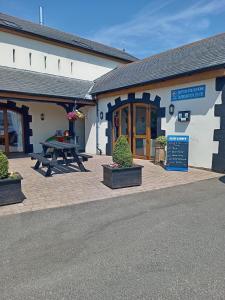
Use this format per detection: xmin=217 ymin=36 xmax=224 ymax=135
xmin=171 ymin=85 xmax=206 ymax=101
xmin=166 ymin=135 xmax=189 ymax=172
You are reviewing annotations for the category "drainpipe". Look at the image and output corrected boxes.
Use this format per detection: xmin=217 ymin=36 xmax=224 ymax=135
xmin=96 ymin=99 xmax=102 ymax=155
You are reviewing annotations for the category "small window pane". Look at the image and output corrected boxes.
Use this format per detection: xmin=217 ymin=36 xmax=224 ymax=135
xmin=44 ymin=56 xmax=47 ymax=69
xmin=13 ymin=49 xmax=15 ymax=63
xmin=7 ymin=111 xmax=23 ymax=152
xmin=136 ymin=107 xmax=146 ymax=135
xmin=121 ymin=107 xmax=129 ymax=135
xmin=0 ymin=110 xmax=5 ymax=152
xmin=135 ymin=138 xmax=146 ymax=156
xmin=29 ymin=53 xmax=32 ymax=66
xmin=113 ymin=111 xmax=119 ymax=141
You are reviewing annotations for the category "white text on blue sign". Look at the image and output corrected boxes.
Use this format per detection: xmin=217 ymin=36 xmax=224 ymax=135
xmin=171 ymin=85 xmax=206 ymax=101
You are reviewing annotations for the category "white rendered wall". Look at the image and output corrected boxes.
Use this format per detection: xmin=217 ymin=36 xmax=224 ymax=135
xmin=86 ymin=78 xmax=221 ymax=169
xmin=74 ymin=118 xmax=85 ymax=151
xmin=27 ymin=102 xmax=69 ymax=152
xmin=82 ymin=105 xmax=96 ymax=154
xmin=0 ymin=31 xmax=122 ymax=81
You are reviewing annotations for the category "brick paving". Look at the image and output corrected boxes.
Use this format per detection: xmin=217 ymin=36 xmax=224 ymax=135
xmin=0 ymin=155 xmax=220 ymax=216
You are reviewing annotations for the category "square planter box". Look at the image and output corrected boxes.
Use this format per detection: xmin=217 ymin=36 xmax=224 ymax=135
xmin=0 ymin=174 xmax=25 ymax=206
xmin=102 ymin=164 xmax=143 ymax=189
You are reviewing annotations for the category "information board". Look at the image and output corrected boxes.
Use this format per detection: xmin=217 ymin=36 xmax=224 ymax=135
xmin=166 ymin=135 xmax=189 ymax=172
xmin=171 ymin=85 xmax=205 ymax=101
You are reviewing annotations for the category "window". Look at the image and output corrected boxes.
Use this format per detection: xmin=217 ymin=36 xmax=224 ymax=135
xmin=12 ymin=49 xmax=15 ymax=63
xmin=44 ymin=56 xmax=47 ymax=69
xmin=58 ymin=59 xmax=61 ymax=71
xmin=29 ymin=53 xmax=32 ymax=66
xmin=70 ymin=62 xmax=73 ymax=74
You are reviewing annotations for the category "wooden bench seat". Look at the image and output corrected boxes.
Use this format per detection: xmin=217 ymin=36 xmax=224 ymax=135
xmin=29 ymin=153 xmax=57 ymax=176
xmin=78 ymin=153 xmax=93 ymax=162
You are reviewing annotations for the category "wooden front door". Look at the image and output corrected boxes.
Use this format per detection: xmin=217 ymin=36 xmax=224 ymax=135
xmin=133 ymin=103 xmax=150 ymax=159
xmin=0 ymin=108 xmax=24 ymax=154
xmin=112 ymin=103 xmax=153 ymax=160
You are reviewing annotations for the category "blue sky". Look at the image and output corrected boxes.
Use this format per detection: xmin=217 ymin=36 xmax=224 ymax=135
xmin=1 ymin=0 xmax=225 ymax=58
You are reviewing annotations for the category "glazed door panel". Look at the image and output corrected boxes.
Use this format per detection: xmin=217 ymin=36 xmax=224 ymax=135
xmin=0 ymin=109 xmax=7 ymax=153
xmin=7 ymin=110 xmax=24 ymax=153
xmin=0 ymin=108 xmax=24 ymax=154
xmin=113 ymin=104 xmax=131 ymax=147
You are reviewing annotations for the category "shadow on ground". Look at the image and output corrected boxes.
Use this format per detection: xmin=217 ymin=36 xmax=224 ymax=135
xmin=219 ymin=175 xmax=225 ymax=184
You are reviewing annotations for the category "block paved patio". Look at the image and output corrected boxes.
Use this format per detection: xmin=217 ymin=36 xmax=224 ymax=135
xmin=0 ymin=155 xmax=220 ymax=216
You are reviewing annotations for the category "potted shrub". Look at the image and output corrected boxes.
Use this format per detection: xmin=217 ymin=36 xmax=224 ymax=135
xmin=102 ymin=135 xmax=143 ymax=189
xmin=0 ymin=151 xmax=25 ymax=206
xmin=154 ymin=135 xmax=167 ymax=165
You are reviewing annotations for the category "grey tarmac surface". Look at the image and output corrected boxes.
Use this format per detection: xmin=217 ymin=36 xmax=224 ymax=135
xmin=1 ymin=176 xmax=225 ymax=300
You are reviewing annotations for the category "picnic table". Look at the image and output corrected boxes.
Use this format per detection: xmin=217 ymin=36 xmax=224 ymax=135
xmin=30 ymin=141 xmax=92 ymax=176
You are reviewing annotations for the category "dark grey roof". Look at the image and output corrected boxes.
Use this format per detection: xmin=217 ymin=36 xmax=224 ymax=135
xmin=91 ymin=33 xmax=225 ymax=95
xmin=0 ymin=12 xmax=137 ymax=62
xmin=0 ymin=66 xmax=93 ymax=100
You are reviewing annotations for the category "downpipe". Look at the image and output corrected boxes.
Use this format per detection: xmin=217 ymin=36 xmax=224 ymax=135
xmin=96 ymin=100 xmax=102 ymax=155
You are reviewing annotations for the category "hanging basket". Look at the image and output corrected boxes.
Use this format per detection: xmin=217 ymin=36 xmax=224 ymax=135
xmin=67 ymin=110 xmax=85 ymax=121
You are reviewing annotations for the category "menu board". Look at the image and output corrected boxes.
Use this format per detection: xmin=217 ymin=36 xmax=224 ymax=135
xmin=166 ymin=135 xmax=189 ymax=171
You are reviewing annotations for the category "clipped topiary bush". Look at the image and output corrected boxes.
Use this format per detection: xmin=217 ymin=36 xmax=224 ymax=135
xmin=113 ymin=135 xmax=133 ymax=168
xmin=156 ymin=135 xmax=167 ymax=147
xmin=0 ymin=151 xmax=9 ymax=179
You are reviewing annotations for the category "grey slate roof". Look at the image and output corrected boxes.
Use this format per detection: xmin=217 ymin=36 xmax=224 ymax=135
xmin=0 ymin=12 xmax=137 ymax=62
xmin=91 ymin=33 xmax=225 ymax=95
xmin=0 ymin=66 xmax=93 ymax=100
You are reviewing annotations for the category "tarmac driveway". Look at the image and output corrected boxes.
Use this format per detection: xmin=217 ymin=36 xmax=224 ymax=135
xmin=0 ymin=176 xmax=225 ymax=299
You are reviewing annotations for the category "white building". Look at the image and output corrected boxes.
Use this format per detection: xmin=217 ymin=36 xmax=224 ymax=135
xmin=0 ymin=12 xmax=225 ymax=172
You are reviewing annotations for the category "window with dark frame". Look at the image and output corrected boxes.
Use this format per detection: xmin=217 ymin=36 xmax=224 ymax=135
xmin=58 ymin=58 xmax=61 ymax=71
xmin=13 ymin=49 xmax=15 ymax=63
xmin=44 ymin=56 xmax=47 ymax=69
xmin=29 ymin=52 xmax=32 ymax=66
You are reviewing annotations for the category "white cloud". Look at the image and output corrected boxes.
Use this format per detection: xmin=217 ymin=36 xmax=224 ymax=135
xmin=89 ymin=0 xmax=225 ymax=58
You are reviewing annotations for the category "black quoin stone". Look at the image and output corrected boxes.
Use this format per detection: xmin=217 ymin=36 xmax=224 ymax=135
xmin=212 ymin=77 xmax=225 ymax=172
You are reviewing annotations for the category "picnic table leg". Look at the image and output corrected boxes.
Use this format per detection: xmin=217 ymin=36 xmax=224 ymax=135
xmin=34 ymin=160 xmax=41 ymax=170
xmin=42 ymin=144 xmax=48 ymax=156
xmin=61 ymin=150 xmax=69 ymax=165
xmin=45 ymin=165 xmax=52 ymax=177
xmin=52 ymin=149 xmax=59 ymax=161
xmin=71 ymin=149 xmax=87 ymax=172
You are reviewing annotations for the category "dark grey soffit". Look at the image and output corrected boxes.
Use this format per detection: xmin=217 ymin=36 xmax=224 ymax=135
xmin=0 ymin=66 xmax=93 ymax=100
xmin=91 ymin=32 xmax=225 ymax=95
xmin=0 ymin=12 xmax=137 ymax=62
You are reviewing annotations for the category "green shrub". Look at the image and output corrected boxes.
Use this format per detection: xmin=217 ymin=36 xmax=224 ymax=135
xmin=113 ymin=135 xmax=133 ymax=168
xmin=0 ymin=151 xmax=8 ymax=179
xmin=156 ymin=135 xmax=167 ymax=147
